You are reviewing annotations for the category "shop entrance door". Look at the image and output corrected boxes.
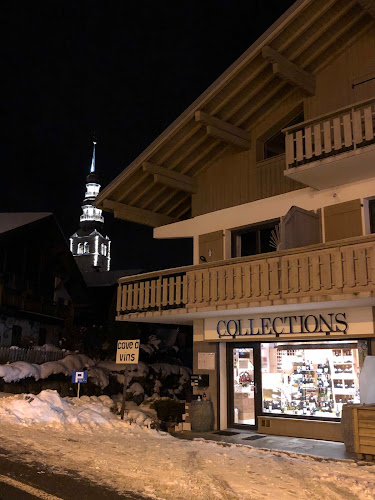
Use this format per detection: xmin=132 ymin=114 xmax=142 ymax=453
xmin=228 ymin=343 xmax=261 ymax=429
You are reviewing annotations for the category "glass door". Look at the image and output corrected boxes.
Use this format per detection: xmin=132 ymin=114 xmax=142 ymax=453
xmin=228 ymin=344 xmax=261 ymax=428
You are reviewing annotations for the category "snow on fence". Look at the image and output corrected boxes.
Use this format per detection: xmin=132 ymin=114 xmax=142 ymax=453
xmin=0 ymin=347 xmax=66 ymax=365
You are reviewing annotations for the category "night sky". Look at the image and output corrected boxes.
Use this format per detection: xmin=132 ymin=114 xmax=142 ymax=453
xmin=3 ymin=0 xmax=295 ymax=272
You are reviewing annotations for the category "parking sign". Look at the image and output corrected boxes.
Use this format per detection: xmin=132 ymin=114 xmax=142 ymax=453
xmin=72 ymin=371 xmax=88 ymax=383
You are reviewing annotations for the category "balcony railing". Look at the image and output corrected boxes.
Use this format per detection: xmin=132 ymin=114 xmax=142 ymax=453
xmin=116 ymin=235 xmax=375 ymax=319
xmin=283 ymin=98 xmax=375 ymax=189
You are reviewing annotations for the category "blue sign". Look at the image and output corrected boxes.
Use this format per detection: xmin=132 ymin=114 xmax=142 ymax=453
xmin=72 ymin=371 xmax=88 ymax=383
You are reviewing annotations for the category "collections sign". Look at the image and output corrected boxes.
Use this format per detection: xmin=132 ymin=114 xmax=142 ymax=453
xmin=204 ymin=307 xmax=374 ymax=341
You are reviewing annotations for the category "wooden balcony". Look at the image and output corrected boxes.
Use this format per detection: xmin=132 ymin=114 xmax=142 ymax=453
xmin=284 ymin=98 xmax=375 ymax=189
xmin=116 ymin=235 xmax=375 ymax=322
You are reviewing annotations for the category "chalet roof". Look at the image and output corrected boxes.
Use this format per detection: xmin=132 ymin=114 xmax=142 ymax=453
xmin=0 ymin=212 xmax=52 ymax=234
xmin=96 ymin=0 xmax=375 ymax=227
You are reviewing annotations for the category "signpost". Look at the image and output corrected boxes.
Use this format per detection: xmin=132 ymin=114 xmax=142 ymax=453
xmin=116 ymin=339 xmax=140 ymax=419
xmin=71 ymin=370 xmax=88 ymax=398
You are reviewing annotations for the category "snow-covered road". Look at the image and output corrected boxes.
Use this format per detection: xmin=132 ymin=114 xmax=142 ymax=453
xmin=0 ymin=391 xmax=374 ymax=500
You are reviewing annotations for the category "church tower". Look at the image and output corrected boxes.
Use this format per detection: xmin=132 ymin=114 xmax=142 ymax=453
xmin=70 ymin=142 xmax=111 ymax=273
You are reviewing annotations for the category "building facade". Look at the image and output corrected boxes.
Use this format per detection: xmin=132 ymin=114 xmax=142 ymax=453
xmin=96 ymin=0 xmax=375 ymax=441
xmin=71 ymin=142 xmax=111 ymax=273
xmin=0 ymin=213 xmax=87 ymax=348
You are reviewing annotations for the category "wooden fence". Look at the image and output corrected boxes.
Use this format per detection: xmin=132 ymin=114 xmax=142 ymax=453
xmin=0 ymin=347 xmax=67 ymax=365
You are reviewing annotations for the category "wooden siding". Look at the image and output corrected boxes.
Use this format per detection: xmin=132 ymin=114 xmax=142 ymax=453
xmin=324 ymin=200 xmax=363 ymax=242
xmin=304 ymin=30 xmax=375 ymax=119
xmin=116 ymin=235 xmax=375 ymax=319
xmin=199 ymin=230 xmax=224 ymax=263
xmin=192 ymin=30 xmax=375 ymax=218
xmin=193 ymin=153 xmax=303 ymax=217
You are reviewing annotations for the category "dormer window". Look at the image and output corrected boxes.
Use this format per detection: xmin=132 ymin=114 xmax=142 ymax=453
xmin=84 ymin=242 xmax=89 ymax=253
xmin=101 ymin=243 xmax=107 ymax=256
xmin=77 ymin=243 xmax=84 ymax=255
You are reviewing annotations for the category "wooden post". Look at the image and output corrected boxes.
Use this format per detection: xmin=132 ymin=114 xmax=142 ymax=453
xmin=120 ymin=366 xmax=128 ymax=420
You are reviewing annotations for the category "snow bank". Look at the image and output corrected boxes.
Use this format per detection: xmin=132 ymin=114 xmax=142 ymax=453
xmin=0 ymin=355 xmax=190 ymax=399
xmin=0 ymin=354 xmax=95 ymax=383
xmin=0 ymin=390 xmax=155 ymax=428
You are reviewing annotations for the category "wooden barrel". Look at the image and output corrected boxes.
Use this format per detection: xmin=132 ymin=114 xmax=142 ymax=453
xmin=190 ymin=400 xmax=214 ymax=432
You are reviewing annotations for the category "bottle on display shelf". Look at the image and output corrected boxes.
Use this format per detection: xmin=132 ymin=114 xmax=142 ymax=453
xmin=197 ymin=394 xmax=202 ymax=402
xmin=202 ymin=392 xmax=207 ymax=401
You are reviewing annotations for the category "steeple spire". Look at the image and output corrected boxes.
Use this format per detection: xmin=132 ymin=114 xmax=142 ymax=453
xmin=70 ymin=140 xmax=111 ymax=273
xmin=90 ymin=141 xmax=96 ymax=173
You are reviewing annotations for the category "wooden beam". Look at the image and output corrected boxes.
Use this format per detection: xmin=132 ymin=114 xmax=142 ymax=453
xmin=195 ymin=110 xmax=251 ymax=142
xmin=102 ymin=199 xmax=176 ymax=227
xmin=358 ymin=0 xmax=375 ymax=19
xmin=262 ymin=46 xmax=316 ymax=96
xmin=206 ymin=125 xmax=250 ymax=149
xmin=142 ymin=162 xmax=197 ymax=193
xmin=153 ymin=173 xmax=197 ymax=193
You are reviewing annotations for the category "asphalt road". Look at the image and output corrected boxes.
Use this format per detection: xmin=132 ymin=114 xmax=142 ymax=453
xmin=0 ymin=447 xmax=150 ymax=500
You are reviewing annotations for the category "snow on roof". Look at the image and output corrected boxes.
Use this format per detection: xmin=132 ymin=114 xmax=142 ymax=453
xmin=0 ymin=212 xmax=52 ymax=235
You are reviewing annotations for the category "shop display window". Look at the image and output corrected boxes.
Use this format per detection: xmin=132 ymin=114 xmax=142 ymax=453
xmin=261 ymin=341 xmax=361 ymax=419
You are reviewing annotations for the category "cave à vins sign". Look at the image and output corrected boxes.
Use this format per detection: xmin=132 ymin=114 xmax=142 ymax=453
xmin=116 ymin=339 xmax=140 ymax=364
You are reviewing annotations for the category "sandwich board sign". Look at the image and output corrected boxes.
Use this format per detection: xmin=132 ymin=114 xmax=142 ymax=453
xmin=116 ymin=339 xmax=140 ymax=419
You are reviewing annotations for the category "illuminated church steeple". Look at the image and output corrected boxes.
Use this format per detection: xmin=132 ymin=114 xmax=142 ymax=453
xmin=70 ymin=141 xmax=111 ymax=273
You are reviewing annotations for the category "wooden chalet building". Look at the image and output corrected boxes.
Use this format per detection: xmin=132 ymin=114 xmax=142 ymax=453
xmin=0 ymin=213 xmax=87 ymax=349
xmin=96 ymin=0 xmax=375 ymax=441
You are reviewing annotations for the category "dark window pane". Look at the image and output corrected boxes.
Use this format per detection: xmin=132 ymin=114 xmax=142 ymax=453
xmin=369 ymin=199 xmax=375 ymax=234
xmin=241 ymin=231 xmax=258 ymax=256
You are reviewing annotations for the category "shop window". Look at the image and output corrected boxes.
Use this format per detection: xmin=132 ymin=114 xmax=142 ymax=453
xmin=232 ymin=220 xmax=279 ymax=258
xmin=264 ymin=112 xmax=304 ymax=160
xmin=261 ymin=341 xmax=361 ymax=420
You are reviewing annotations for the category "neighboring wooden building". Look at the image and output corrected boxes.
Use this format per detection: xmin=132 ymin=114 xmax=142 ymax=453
xmin=96 ymin=0 xmax=375 ymax=441
xmin=0 ymin=213 xmax=87 ymax=348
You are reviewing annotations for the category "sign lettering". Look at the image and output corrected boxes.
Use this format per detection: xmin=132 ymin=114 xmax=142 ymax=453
xmin=215 ymin=312 xmax=348 ymax=339
xmin=116 ymin=339 xmax=140 ymax=364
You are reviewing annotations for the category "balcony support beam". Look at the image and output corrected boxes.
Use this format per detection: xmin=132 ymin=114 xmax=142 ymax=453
xmin=262 ymin=46 xmax=316 ymax=96
xmin=195 ymin=110 xmax=251 ymax=149
xmin=142 ymin=162 xmax=197 ymax=193
xmin=358 ymin=0 xmax=375 ymax=18
xmin=103 ymin=199 xmax=176 ymax=227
